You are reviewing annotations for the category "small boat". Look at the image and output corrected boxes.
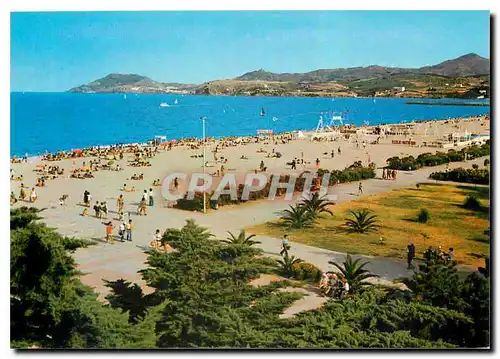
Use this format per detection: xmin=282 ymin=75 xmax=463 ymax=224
xmin=174 ymin=99 xmax=179 ymax=104
xmin=159 ymin=103 xmax=169 ymax=107
xmin=260 ymin=108 xmax=266 ymax=116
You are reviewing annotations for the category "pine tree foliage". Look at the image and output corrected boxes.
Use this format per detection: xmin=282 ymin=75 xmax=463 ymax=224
xmin=11 ymin=208 xmax=490 ymax=349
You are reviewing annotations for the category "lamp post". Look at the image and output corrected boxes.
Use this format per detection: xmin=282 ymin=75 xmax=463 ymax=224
xmin=200 ymin=117 xmax=207 ymax=214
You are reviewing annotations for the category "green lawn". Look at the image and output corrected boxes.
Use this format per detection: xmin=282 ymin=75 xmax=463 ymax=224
xmin=247 ymin=183 xmax=490 ymax=268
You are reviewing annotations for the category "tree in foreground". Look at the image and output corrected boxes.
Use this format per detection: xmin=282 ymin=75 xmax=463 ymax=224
xmin=12 ymin=209 xmax=489 ymax=348
xmin=344 ymin=209 xmax=380 ymax=233
xmin=10 ymin=207 xmax=156 ymax=349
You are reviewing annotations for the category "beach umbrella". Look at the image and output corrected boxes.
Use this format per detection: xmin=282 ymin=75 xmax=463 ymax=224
xmin=72 ymin=148 xmax=83 ymax=154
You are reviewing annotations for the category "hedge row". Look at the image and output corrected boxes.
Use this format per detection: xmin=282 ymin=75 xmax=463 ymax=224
xmin=386 ymin=142 xmax=490 ymax=171
xmin=174 ymin=162 xmax=375 ymax=212
xmin=429 ymin=168 xmax=489 ymax=185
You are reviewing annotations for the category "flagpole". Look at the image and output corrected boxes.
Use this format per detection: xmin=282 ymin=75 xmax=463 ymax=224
xmin=201 ymin=117 xmax=207 ymax=214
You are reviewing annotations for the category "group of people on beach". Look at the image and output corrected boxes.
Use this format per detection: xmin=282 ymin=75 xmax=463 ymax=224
xmin=11 ymin=183 xmax=37 ymax=204
xmin=382 ymin=168 xmax=398 ymax=180
xmin=104 ymin=218 xmax=134 ymax=244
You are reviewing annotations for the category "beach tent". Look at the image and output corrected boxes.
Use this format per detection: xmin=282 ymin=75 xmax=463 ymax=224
xmin=297 ymin=131 xmax=305 ymax=138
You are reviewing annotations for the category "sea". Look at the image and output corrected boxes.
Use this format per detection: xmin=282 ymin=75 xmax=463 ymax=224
xmin=10 ymin=92 xmax=490 ymax=157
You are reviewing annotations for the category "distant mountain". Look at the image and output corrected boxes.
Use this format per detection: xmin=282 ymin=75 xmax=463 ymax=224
xmin=235 ymin=54 xmax=489 ymax=82
xmin=68 ymin=53 xmax=489 ymax=99
xmin=68 ymin=73 xmax=196 ymax=93
xmin=417 ymin=53 xmax=490 ymax=77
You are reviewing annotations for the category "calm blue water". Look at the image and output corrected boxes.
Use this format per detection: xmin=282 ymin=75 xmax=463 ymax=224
xmin=11 ymin=92 xmax=490 ymax=156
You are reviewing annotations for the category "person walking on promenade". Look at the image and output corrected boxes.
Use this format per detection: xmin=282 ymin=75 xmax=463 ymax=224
xmin=382 ymin=168 xmax=386 ymax=180
xmin=358 ymin=182 xmax=363 ymax=196
xmin=315 ymin=158 xmax=320 ymax=168
xmin=117 ymin=194 xmax=124 ymax=213
xmin=280 ymin=234 xmax=291 ymax=255
xmin=101 ymin=201 xmax=108 ymax=219
xmin=94 ymin=201 xmax=101 ymax=218
xmin=407 ymin=242 xmax=416 ymax=269
xmin=149 ymin=188 xmax=154 ymax=206
xmin=138 ymin=198 xmax=147 ymax=216
xmin=105 ymin=221 xmax=114 ymax=244
xmin=119 ymin=221 xmax=125 ymax=242
xmin=126 ymin=219 xmax=133 ymax=241
xmin=83 ymin=190 xmax=90 ymax=206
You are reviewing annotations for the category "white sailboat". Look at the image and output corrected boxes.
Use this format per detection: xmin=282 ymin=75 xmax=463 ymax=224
xmin=159 ymin=102 xmax=169 ymax=108
xmin=174 ymin=99 xmax=178 ymax=104
xmin=123 ymin=94 xmax=127 ymax=99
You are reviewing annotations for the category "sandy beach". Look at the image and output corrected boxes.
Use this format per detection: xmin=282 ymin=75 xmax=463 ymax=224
xmin=10 ymin=115 xmax=489 ymax=208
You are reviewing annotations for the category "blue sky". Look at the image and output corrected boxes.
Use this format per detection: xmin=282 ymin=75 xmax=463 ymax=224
xmin=11 ymin=11 xmax=490 ymax=92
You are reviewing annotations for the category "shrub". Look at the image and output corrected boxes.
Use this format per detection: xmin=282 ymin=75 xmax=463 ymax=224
xmin=429 ymin=168 xmax=489 ymax=185
xmin=291 ymin=262 xmax=322 ymax=282
xmin=417 ymin=208 xmax=430 ymax=223
xmin=464 ymin=195 xmax=482 ymax=210
xmin=484 ymin=159 xmax=490 ymax=167
xmin=344 ymin=209 xmax=380 ymax=233
xmin=175 ymin=191 xmax=210 ymax=211
xmin=386 ymin=143 xmax=490 ymax=170
xmin=472 ymin=164 xmax=479 ymax=170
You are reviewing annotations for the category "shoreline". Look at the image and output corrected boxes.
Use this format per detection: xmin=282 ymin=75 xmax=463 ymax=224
xmin=11 ymin=113 xmax=491 ymax=159
xmin=13 ymin=91 xmax=492 ymax=101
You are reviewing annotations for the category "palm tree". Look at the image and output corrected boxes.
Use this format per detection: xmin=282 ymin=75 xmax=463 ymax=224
xmin=277 ymin=250 xmax=303 ymax=276
xmin=299 ymin=192 xmax=335 ymax=218
xmin=344 ymin=209 xmax=379 ymax=233
xmin=279 ymin=204 xmax=316 ymax=229
xmin=328 ymin=254 xmax=379 ymax=292
xmin=222 ymin=230 xmax=261 ymax=247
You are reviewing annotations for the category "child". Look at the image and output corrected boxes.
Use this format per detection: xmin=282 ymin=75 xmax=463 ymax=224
xmin=10 ymin=191 xmax=17 ymax=205
xmin=30 ymin=188 xmax=37 ymax=203
xmin=155 ymin=229 xmax=162 ymax=245
xmin=280 ymin=234 xmax=291 ymax=255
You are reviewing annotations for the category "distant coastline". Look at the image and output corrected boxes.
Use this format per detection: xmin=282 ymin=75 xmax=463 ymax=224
xmin=66 ymin=53 xmax=490 ymax=100
xmin=406 ymin=101 xmax=490 ymax=107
